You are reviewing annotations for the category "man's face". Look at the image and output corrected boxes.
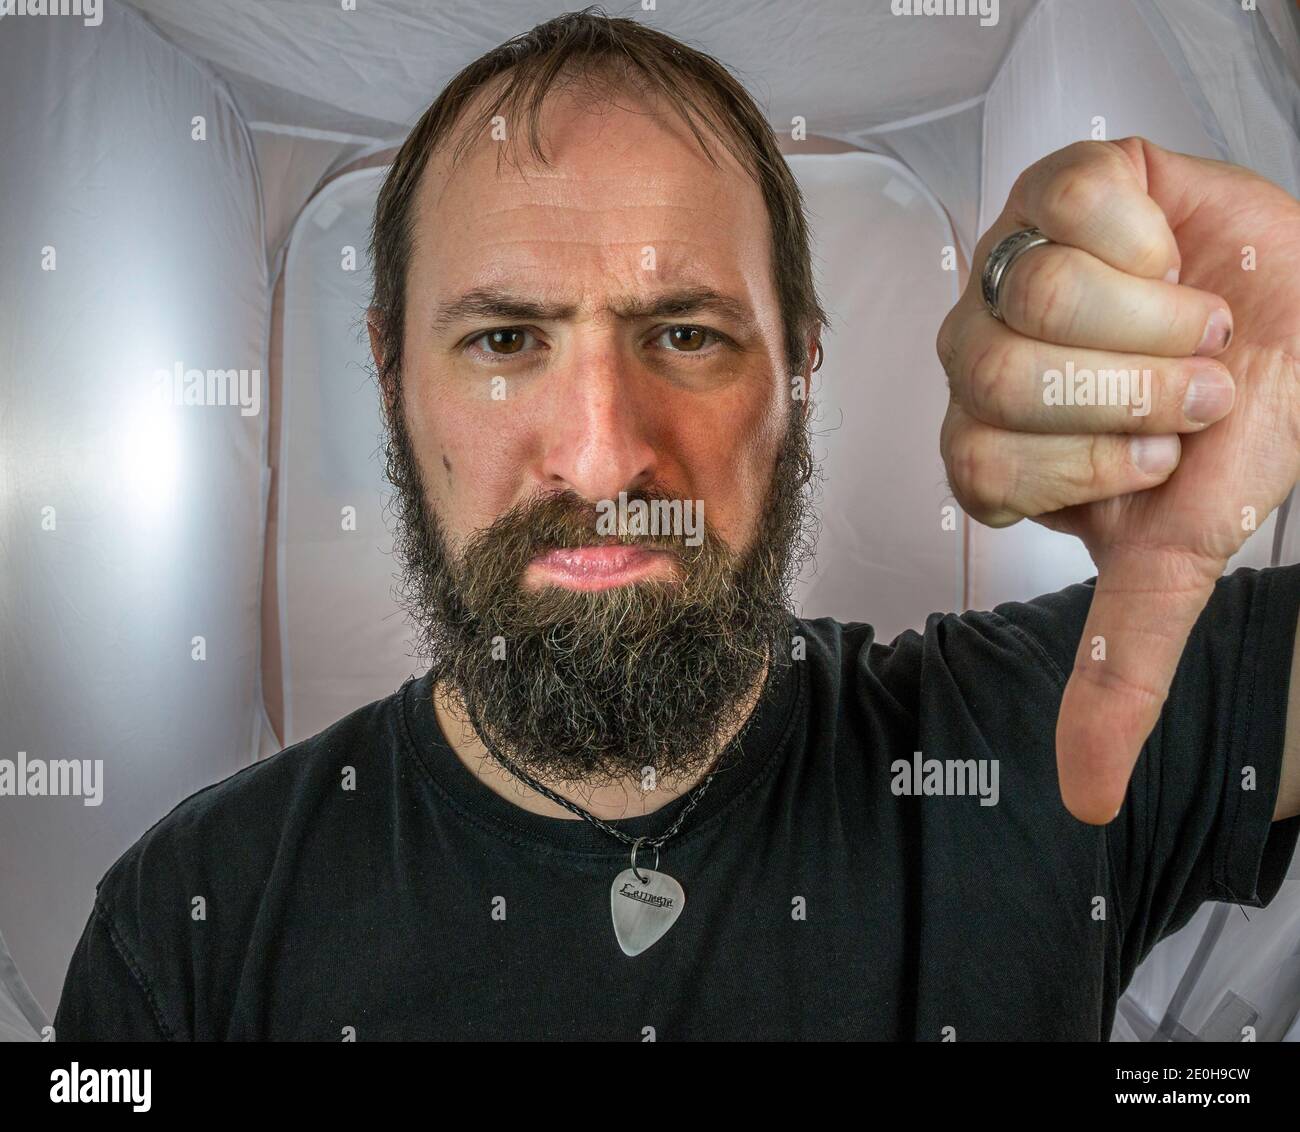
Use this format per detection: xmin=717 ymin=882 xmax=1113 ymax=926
xmin=376 ymin=86 xmax=815 ymax=787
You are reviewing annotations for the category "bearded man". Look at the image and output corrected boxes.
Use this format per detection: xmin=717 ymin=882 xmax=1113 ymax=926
xmin=56 ymin=9 xmax=1300 ymax=1041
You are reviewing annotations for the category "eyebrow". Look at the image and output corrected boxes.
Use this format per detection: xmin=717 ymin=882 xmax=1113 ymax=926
xmin=431 ymin=285 xmax=760 ymax=339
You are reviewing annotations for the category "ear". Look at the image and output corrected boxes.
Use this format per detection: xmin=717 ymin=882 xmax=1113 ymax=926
xmin=800 ymin=327 xmax=823 ymax=421
xmin=366 ymin=307 xmax=386 ymax=370
xmin=367 ymin=308 xmax=399 ymax=418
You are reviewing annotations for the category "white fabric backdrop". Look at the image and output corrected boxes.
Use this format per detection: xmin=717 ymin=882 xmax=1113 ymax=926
xmin=121 ymin=0 xmax=1039 ymax=139
xmin=277 ymin=170 xmax=416 ymax=741
xmin=0 ymin=3 xmax=270 ymax=1017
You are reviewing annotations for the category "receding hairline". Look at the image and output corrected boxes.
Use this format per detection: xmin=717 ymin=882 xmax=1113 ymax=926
xmin=425 ymin=56 xmax=757 ymax=190
xmin=411 ymin=81 xmax=762 ymax=248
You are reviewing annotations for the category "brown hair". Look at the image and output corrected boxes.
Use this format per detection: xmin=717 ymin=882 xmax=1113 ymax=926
xmin=368 ymin=5 xmax=828 ymax=401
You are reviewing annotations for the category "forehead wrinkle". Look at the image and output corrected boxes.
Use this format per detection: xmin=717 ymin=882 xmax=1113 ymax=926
xmin=430 ymin=283 xmax=761 ymax=339
xmin=450 ymin=196 xmax=735 ymax=228
xmin=426 ymin=125 xmax=743 ymax=217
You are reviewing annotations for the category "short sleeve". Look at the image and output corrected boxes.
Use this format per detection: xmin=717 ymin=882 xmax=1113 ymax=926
xmin=993 ymin=563 xmax=1300 ymax=978
xmin=54 ymin=898 xmax=171 ymax=1041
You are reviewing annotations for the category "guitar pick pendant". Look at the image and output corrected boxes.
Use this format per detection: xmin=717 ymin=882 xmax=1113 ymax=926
xmin=611 ymin=865 xmax=685 ymax=956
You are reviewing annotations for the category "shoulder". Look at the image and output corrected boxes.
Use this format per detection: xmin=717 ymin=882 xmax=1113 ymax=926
xmin=789 ymin=579 xmax=1101 ymax=720
xmin=93 ymin=679 xmax=411 ymax=920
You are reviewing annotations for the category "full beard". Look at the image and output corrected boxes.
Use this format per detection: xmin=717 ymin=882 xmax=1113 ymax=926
xmin=381 ymin=387 xmax=818 ymax=791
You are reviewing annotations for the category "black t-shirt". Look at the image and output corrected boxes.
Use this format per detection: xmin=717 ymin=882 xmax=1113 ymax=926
xmin=54 ymin=566 xmax=1300 ymax=1041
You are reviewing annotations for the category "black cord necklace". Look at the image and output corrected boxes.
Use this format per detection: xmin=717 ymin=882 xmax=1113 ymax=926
xmin=461 ymin=695 xmax=734 ymax=957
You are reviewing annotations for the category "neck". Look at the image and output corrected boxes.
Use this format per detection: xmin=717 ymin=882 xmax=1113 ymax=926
xmin=432 ymin=652 xmax=771 ymax=823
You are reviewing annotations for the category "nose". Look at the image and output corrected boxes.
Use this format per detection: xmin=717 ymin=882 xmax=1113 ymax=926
xmin=537 ymin=336 xmax=660 ymax=504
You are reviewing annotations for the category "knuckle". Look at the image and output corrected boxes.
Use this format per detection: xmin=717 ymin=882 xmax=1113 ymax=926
xmin=1040 ymin=436 xmax=1111 ymax=508
xmin=1020 ymin=141 xmax=1099 ymax=200
xmin=935 ymin=309 xmax=959 ymax=379
xmin=961 ymin=333 xmax=1018 ymax=422
xmin=947 ymin=425 xmax=1010 ymax=515
xmin=1110 ymin=135 xmax=1147 ymax=153
xmin=1064 ymin=139 xmax=1116 ymax=163
xmin=938 ymin=406 xmax=961 ymax=476
xmin=1157 ymin=296 xmax=1181 ymax=340
xmin=1130 ymin=230 xmax=1170 ymax=276
xmin=1040 ymin=163 xmax=1111 ymax=232
xmin=1074 ymin=434 xmax=1114 ymax=495
xmin=1008 ymin=248 xmax=1081 ymax=338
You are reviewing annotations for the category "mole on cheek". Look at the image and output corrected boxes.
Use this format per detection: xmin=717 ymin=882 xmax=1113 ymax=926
xmin=442 ymin=454 xmax=453 ymax=482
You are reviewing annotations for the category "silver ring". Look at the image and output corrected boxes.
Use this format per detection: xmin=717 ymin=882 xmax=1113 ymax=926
xmin=630 ymin=837 xmax=659 ymax=883
xmin=981 ymin=226 xmax=1053 ymax=323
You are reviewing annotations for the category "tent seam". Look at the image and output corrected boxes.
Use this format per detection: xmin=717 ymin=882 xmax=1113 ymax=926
xmin=115 ymin=0 xmax=274 ymax=767
xmin=852 ymin=93 xmax=987 ymax=138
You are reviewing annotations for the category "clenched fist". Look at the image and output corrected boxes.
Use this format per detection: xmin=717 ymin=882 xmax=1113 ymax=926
xmin=936 ymin=137 xmax=1300 ymax=825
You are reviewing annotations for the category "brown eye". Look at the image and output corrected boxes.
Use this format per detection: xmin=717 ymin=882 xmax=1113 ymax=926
xmin=662 ymin=325 xmax=715 ymax=352
xmin=484 ymin=328 xmax=527 ymax=354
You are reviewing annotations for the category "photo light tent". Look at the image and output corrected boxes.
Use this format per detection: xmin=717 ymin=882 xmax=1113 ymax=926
xmin=1 ymin=0 xmax=1299 ymax=1041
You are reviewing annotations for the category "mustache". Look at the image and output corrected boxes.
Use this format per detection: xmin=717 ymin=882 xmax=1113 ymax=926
xmin=455 ymin=487 xmax=710 ymax=578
